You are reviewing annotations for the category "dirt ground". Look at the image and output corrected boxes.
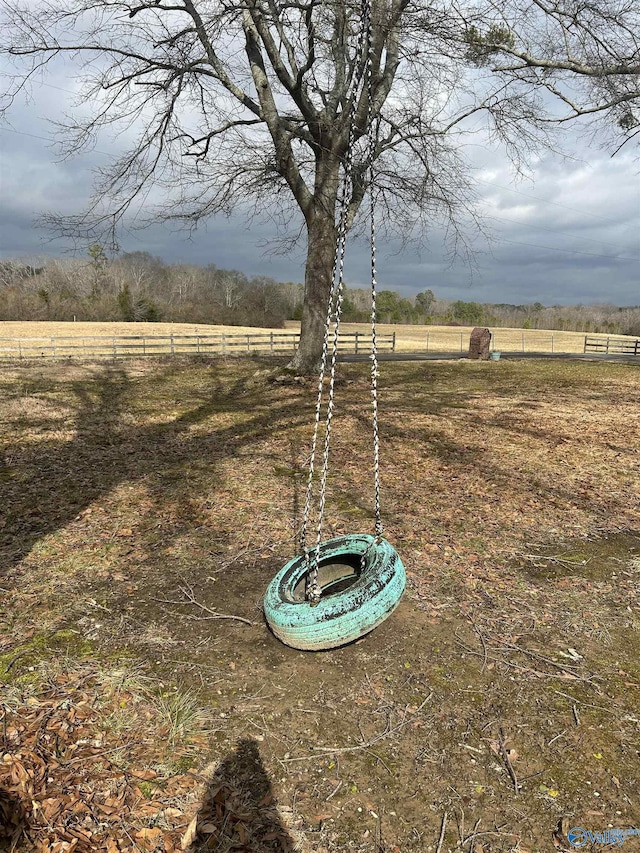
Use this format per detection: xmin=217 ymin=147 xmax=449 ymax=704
xmin=1 ymin=356 xmax=639 ymax=852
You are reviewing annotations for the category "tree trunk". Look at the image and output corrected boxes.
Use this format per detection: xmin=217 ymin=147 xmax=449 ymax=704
xmin=288 ymin=212 xmax=337 ymax=374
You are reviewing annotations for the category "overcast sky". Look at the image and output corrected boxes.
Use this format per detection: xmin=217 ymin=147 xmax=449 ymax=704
xmin=1 ymin=70 xmax=639 ymax=307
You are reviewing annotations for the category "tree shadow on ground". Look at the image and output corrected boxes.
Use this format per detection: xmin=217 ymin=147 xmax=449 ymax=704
xmin=185 ymin=738 xmax=299 ymax=853
xmin=0 ymin=361 xmax=310 ymax=577
xmin=2 ymin=357 xmax=631 ymax=592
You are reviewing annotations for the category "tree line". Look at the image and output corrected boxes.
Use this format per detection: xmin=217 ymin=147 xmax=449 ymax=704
xmin=1 ymin=252 xmax=638 ymax=337
xmin=0 ymin=250 xmax=297 ymax=328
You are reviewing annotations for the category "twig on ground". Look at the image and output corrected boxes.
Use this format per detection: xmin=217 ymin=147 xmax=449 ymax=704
xmin=460 ymin=743 xmax=484 ymax=754
xmin=283 ymin=693 xmax=433 ymax=760
xmin=435 ymin=812 xmax=448 ymax=853
xmin=151 ymin=580 xmax=253 ymax=626
xmin=469 ymin=618 xmax=489 ymax=672
xmin=498 ymin=726 xmax=519 ymax=794
xmin=519 ymin=770 xmax=544 ymax=785
xmin=493 ymin=638 xmax=582 ymax=674
xmin=326 ymin=780 xmax=342 ymax=801
xmin=456 ymin=631 xmax=598 ymax=685
xmin=60 ymin=741 xmax=137 ymax=766
xmin=366 ymin=749 xmax=393 ymax=775
xmin=460 ymin=821 xmax=513 ymax=851
xmin=210 ymin=540 xmax=280 ymax=574
xmin=311 ymin=693 xmax=433 ymax=755
xmin=462 ymin=818 xmax=481 ymax=851
xmin=6 ymin=650 xmax=29 ymax=671
xmin=519 ymin=552 xmax=591 ymax=568
xmin=375 ymin=813 xmax=384 ymax=853
xmin=548 ymin=730 xmax=567 ymax=745
xmin=554 ymin=690 xmax=617 ymax=716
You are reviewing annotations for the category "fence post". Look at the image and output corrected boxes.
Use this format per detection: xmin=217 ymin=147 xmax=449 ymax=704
xmin=270 ymin=332 xmax=274 ymax=353
xmin=606 ymin=337 xmax=610 ymax=354
xmin=143 ymin=337 xmax=146 ymax=356
xmin=113 ymin=336 xmax=117 ymax=359
xmin=170 ymin=334 xmax=175 ymax=355
xmin=197 ymin=336 xmax=200 ymax=354
xmin=222 ymin=335 xmax=227 ymax=356
xmin=392 ymin=331 xmax=396 ymax=352
xmin=355 ymin=332 xmax=359 ymax=354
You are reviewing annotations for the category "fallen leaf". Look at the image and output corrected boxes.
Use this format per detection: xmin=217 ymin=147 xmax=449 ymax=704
xmin=137 ymin=827 xmax=164 ymax=841
xmin=181 ymin=815 xmax=198 ymax=850
xmin=132 ymin=768 xmax=158 ymax=780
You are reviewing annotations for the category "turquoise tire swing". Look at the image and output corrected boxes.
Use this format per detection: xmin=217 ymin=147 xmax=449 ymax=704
xmin=263 ymin=0 xmax=405 ymax=651
xmin=264 ymin=535 xmax=405 ymax=651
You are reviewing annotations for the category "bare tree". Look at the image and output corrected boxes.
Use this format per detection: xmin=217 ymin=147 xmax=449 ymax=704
xmin=1 ymin=0 xmax=638 ymax=371
xmin=465 ymin=0 xmax=640 ymax=153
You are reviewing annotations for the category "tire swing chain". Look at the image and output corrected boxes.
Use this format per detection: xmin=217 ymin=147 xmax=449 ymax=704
xmin=300 ymin=0 xmax=382 ymax=605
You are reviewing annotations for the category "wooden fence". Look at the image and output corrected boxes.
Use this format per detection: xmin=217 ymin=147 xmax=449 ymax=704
xmin=584 ymin=335 xmax=640 ymax=355
xmin=425 ymin=329 xmax=562 ymax=353
xmin=0 ymin=331 xmax=396 ymax=361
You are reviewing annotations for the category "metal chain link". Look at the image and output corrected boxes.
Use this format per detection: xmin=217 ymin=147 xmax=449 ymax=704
xmin=365 ymin=0 xmax=383 ymax=545
xmin=300 ymin=0 xmax=379 ymax=603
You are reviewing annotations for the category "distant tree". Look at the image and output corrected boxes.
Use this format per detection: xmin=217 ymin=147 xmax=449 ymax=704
xmin=451 ymin=300 xmax=484 ymax=325
xmin=415 ymin=289 xmax=436 ymax=316
xmin=341 ymin=286 xmax=369 ymax=323
xmin=88 ymin=243 xmax=109 ymax=297
xmin=376 ymin=290 xmax=406 ymax=324
xmin=37 ymin=287 xmax=50 ymax=314
xmin=117 ymin=284 xmax=134 ymax=321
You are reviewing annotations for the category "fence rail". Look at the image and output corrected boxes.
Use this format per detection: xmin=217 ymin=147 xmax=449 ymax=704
xmin=584 ymin=334 xmax=640 ymax=355
xmin=423 ymin=329 xmax=640 ymax=355
xmin=0 ymin=331 xmax=396 ymax=360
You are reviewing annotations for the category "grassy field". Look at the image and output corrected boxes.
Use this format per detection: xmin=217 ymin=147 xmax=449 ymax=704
xmin=0 ymin=320 xmax=268 ymax=338
xmin=1 ymin=319 xmax=629 ymax=356
xmin=1 ymin=357 xmax=640 ymax=852
xmin=0 ymin=321 xmax=301 ymax=359
xmin=285 ymin=320 xmax=597 ymax=354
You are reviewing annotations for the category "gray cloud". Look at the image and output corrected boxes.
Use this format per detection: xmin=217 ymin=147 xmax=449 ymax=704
xmin=1 ymin=76 xmax=639 ymax=306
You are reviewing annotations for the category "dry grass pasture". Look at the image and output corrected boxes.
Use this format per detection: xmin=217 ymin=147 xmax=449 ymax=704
xmin=286 ymin=321 xmax=596 ymax=354
xmin=1 ymin=319 xmax=628 ymax=357
xmin=0 ymin=321 xmax=301 ymax=359
xmin=0 ymin=320 xmax=270 ymax=338
xmin=1 ymin=356 xmax=639 ymax=852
